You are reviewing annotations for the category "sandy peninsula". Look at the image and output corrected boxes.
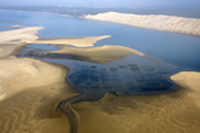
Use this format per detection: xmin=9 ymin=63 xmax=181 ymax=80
xmin=84 ymin=12 xmax=200 ymax=36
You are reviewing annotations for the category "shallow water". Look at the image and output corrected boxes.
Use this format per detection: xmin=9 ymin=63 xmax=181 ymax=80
xmin=1 ymin=10 xmax=200 ymax=133
xmin=1 ymin=10 xmax=200 ymax=71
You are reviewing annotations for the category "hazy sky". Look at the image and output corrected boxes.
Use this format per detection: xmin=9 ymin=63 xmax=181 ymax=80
xmin=0 ymin=0 xmax=200 ymax=7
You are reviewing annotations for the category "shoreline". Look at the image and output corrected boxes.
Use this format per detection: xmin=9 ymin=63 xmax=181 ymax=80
xmin=1 ymin=9 xmax=200 ymax=37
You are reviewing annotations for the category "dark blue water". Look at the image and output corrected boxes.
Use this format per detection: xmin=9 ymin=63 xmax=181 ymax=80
xmin=1 ymin=10 xmax=200 ymax=71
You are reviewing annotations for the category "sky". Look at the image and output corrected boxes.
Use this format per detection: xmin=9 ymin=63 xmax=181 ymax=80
xmin=0 ymin=0 xmax=200 ymax=7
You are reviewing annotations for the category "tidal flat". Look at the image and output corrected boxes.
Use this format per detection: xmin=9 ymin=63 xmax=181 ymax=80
xmin=0 ymin=10 xmax=200 ymax=133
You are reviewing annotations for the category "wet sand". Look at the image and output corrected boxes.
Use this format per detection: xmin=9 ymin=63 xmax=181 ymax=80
xmin=50 ymin=45 xmax=144 ymax=63
xmin=70 ymin=71 xmax=200 ymax=133
xmin=85 ymin=12 xmax=200 ymax=36
xmin=1 ymin=26 xmax=200 ymax=133
xmin=0 ymin=41 xmax=76 ymax=133
xmin=0 ymin=27 xmax=111 ymax=133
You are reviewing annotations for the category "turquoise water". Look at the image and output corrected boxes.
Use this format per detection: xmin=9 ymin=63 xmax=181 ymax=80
xmin=1 ymin=10 xmax=200 ymax=71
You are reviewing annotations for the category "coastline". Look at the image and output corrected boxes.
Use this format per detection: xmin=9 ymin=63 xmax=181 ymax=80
xmin=1 ymin=9 xmax=200 ymax=37
xmin=84 ymin=12 xmax=200 ymax=36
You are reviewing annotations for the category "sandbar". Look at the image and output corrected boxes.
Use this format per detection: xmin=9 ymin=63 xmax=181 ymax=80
xmin=0 ymin=27 xmax=111 ymax=47
xmin=35 ymin=35 xmax=111 ymax=47
xmin=11 ymin=25 xmax=20 ymax=28
xmin=84 ymin=12 xmax=200 ymax=36
xmin=50 ymin=45 xmax=144 ymax=63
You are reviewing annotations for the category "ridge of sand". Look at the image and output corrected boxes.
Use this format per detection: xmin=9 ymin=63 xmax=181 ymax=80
xmin=35 ymin=35 xmax=111 ymax=47
xmin=84 ymin=12 xmax=200 ymax=36
xmin=50 ymin=45 xmax=144 ymax=63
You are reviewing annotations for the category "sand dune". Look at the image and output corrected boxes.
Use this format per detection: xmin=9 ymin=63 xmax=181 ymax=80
xmin=85 ymin=12 xmax=200 ymax=36
xmin=35 ymin=35 xmax=111 ymax=47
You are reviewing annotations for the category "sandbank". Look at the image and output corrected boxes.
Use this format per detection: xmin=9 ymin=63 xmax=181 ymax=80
xmin=50 ymin=45 xmax=144 ymax=63
xmin=35 ymin=35 xmax=111 ymax=47
xmin=85 ymin=12 xmax=200 ymax=36
xmin=171 ymin=71 xmax=200 ymax=108
xmin=0 ymin=27 xmax=111 ymax=47
xmin=11 ymin=25 xmax=20 ymax=28
xmin=0 ymin=26 xmax=43 ymax=44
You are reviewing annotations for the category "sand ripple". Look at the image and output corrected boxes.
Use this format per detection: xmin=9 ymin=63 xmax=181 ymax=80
xmin=71 ymin=81 xmax=200 ymax=133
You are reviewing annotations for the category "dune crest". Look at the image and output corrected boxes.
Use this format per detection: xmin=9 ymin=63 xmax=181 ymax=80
xmin=85 ymin=12 xmax=200 ymax=36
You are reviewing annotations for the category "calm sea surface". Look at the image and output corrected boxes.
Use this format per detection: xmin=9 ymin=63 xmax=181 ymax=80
xmin=1 ymin=10 xmax=200 ymax=71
